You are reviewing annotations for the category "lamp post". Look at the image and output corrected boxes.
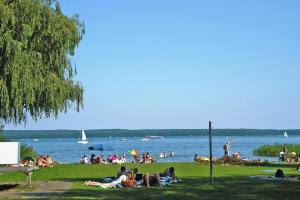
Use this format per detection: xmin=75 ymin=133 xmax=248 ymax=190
xmin=209 ymin=121 xmax=213 ymax=184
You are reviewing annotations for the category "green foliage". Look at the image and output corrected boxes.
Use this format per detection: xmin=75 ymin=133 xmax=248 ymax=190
xmin=0 ymin=0 xmax=84 ymax=124
xmin=20 ymin=143 xmax=38 ymax=160
xmin=0 ymin=124 xmax=6 ymax=141
xmin=253 ymin=143 xmax=300 ymax=156
xmin=0 ymin=134 xmax=6 ymax=141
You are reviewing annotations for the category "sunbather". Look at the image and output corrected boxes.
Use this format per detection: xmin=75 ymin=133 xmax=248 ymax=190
xmin=143 ymin=173 xmax=161 ymax=187
xmin=97 ymin=155 xmax=108 ymax=164
xmin=132 ymin=155 xmax=143 ymax=163
xmin=80 ymin=155 xmax=89 ymax=164
xmin=37 ymin=155 xmax=49 ymax=167
xmin=107 ymin=154 xmax=113 ymax=163
xmin=143 ymin=152 xmax=155 ymax=163
xmin=90 ymin=154 xmax=97 ymax=164
xmin=120 ymin=153 xmax=127 ymax=163
xmin=112 ymin=154 xmax=121 ymax=164
xmin=84 ymin=170 xmax=136 ymax=188
xmin=46 ymin=155 xmax=54 ymax=166
xmin=160 ymin=167 xmax=176 ymax=180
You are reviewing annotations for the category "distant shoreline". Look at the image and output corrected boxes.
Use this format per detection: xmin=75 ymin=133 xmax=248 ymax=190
xmin=2 ymin=129 xmax=300 ymax=139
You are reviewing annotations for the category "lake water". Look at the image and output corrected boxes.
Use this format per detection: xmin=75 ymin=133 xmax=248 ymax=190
xmin=17 ymin=135 xmax=299 ymax=163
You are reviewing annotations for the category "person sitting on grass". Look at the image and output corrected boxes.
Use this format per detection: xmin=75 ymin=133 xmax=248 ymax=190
xmin=117 ymin=166 xmax=139 ymax=180
xmin=97 ymin=155 xmax=108 ymax=164
xmin=146 ymin=152 xmax=155 ymax=163
xmin=90 ymin=154 xmax=97 ymax=164
xmin=112 ymin=154 xmax=121 ymax=164
xmin=120 ymin=153 xmax=127 ymax=163
xmin=233 ymin=152 xmax=241 ymax=160
xmin=160 ymin=167 xmax=176 ymax=180
xmin=46 ymin=155 xmax=55 ymax=166
xmin=107 ymin=154 xmax=113 ymax=163
xmin=143 ymin=173 xmax=161 ymax=187
xmin=80 ymin=155 xmax=89 ymax=164
xmin=132 ymin=155 xmax=143 ymax=163
xmin=142 ymin=152 xmax=154 ymax=163
xmin=37 ymin=155 xmax=49 ymax=167
xmin=117 ymin=166 xmax=127 ymax=177
xmin=21 ymin=156 xmax=35 ymax=166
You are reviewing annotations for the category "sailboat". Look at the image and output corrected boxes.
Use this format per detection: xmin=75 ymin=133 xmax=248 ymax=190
xmin=283 ymin=131 xmax=288 ymax=138
xmin=78 ymin=129 xmax=88 ymax=144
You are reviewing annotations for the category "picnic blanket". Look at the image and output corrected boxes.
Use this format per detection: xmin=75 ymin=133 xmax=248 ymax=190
xmin=96 ymin=176 xmax=182 ymax=188
xmin=160 ymin=176 xmax=182 ymax=186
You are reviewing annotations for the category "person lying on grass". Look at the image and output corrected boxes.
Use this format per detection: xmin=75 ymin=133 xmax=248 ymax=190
xmin=143 ymin=173 xmax=161 ymax=187
xmin=84 ymin=168 xmax=138 ymax=188
xmin=84 ymin=171 xmax=136 ymax=188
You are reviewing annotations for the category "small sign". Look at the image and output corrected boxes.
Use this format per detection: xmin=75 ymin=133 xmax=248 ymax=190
xmin=0 ymin=142 xmax=20 ymax=164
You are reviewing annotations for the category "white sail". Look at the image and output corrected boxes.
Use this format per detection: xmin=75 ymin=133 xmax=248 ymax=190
xmin=283 ymin=131 xmax=288 ymax=138
xmin=81 ymin=129 xmax=87 ymax=141
xmin=78 ymin=129 xmax=88 ymax=144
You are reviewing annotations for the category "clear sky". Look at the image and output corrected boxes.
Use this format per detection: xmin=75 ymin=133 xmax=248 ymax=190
xmin=6 ymin=0 xmax=300 ymax=130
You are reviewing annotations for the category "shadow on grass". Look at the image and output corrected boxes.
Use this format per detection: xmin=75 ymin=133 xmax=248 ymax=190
xmin=41 ymin=176 xmax=300 ymax=200
xmin=0 ymin=184 xmax=19 ymax=191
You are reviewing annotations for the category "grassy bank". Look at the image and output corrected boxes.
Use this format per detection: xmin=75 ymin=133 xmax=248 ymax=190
xmin=1 ymin=163 xmax=300 ymax=199
xmin=253 ymin=144 xmax=300 ymax=157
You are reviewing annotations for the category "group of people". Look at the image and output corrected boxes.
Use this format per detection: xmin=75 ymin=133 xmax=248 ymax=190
xmin=36 ymin=155 xmax=54 ymax=167
xmin=21 ymin=154 xmax=55 ymax=167
xmin=80 ymin=151 xmax=176 ymax=164
xmin=132 ymin=152 xmax=155 ymax=163
xmin=194 ymin=141 xmax=242 ymax=162
xmin=84 ymin=166 xmax=176 ymax=188
xmin=223 ymin=142 xmax=241 ymax=159
xmin=159 ymin=152 xmax=175 ymax=158
xmin=80 ymin=153 xmax=127 ymax=164
xmin=279 ymin=146 xmax=298 ymax=162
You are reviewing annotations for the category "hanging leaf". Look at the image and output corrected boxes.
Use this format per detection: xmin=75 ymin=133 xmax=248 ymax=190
xmin=0 ymin=0 xmax=85 ymax=124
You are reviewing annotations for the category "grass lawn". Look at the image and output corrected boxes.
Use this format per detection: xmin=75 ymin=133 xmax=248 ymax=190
xmin=1 ymin=162 xmax=300 ymax=199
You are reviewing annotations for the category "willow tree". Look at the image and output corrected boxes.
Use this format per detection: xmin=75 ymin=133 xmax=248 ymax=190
xmin=0 ymin=0 xmax=85 ymax=124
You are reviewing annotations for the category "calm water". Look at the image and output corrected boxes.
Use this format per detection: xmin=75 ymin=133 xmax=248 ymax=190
xmin=17 ymin=136 xmax=299 ymax=163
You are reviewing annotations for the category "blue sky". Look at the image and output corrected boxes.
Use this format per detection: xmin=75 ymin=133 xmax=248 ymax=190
xmin=7 ymin=0 xmax=300 ymax=130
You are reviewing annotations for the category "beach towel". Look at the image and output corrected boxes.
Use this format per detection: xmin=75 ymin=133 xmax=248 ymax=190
xmin=90 ymin=176 xmax=182 ymax=188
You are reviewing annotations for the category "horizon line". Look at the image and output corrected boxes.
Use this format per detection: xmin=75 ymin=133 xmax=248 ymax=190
xmin=3 ymin=128 xmax=299 ymax=131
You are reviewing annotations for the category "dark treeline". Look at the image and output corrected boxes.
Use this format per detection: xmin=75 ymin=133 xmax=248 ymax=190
xmin=2 ymin=129 xmax=300 ymax=139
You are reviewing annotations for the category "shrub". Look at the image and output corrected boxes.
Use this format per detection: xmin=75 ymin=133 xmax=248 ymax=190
xmin=20 ymin=144 xmax=38 ymax=160
xmin=253 ymin=143 xmax=300 ymax=157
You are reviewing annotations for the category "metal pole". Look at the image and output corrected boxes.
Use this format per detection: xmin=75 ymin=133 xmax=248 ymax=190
xmin=209 ymin=121 xmax=213 ymax=184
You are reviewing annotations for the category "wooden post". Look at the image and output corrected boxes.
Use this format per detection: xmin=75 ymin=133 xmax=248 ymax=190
xmin=27 ymin=172 xmax=32 ymax=188
xmin=209 ymin=121 xmax=213 ymax=184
